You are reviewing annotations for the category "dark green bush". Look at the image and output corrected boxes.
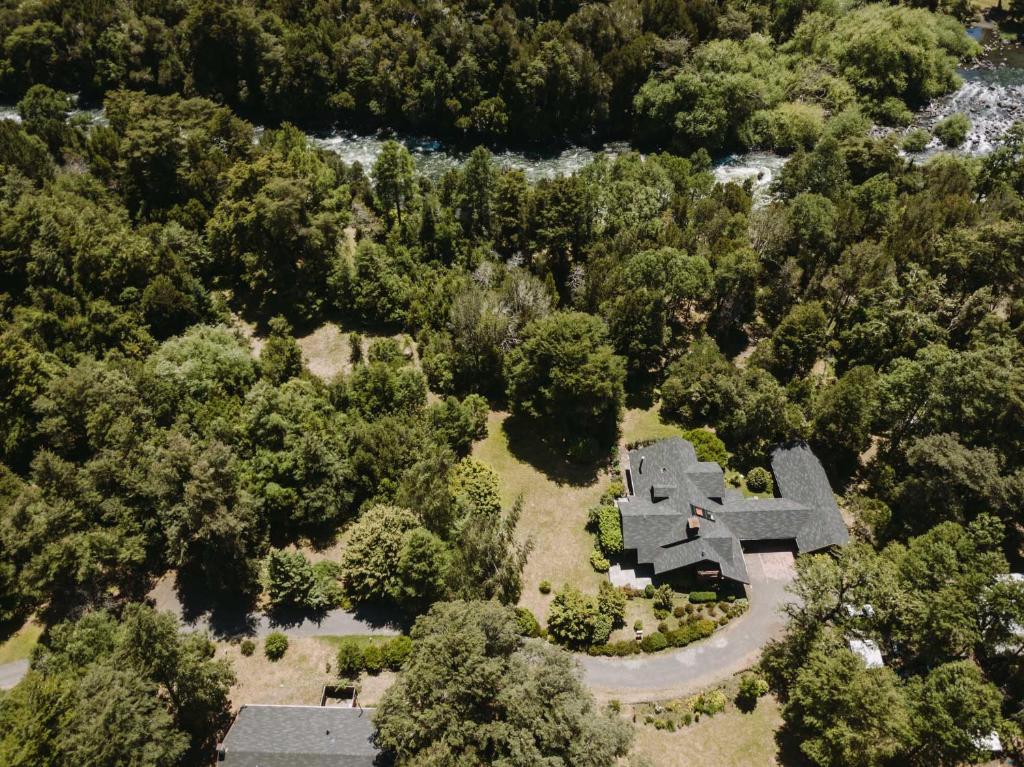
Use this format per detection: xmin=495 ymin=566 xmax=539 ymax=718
xmin=681 ymin=428 xmax=729 ymax=466
xmin=514 ymin=606 xmax=542 ymax=637
xmin=689 ymin=591 xmax=717 ymax=604
xmin=934 ymin=113 xmax=970 ymax=148
xmin=644 ymin=584 xmax=656 ymax=599
xmin=382 ymin=636 xmax=413 ymax=670
xmin=336 ymin=638 xmax=365 ymax=678
xmin=362 ymin=643 xmax=384 ymax=674
xmin=264 ymin=632 xmax=289 ymax=661
xmin=588 ymin=640 xmax=642 ymax=657
xmin=745 ymin=467 xmax=773 ymax=494
xmin=539 ymin=580 xmax=552 ymax=594
xmin=641 ymin=631 xmax=669 ymax=653
xmin=902 ymin=128 xmax=931 ymax=152
xmin=240 ymin=639 xmax=255 ymax=656
xmin=668 ymin=619 xmax=717 ymax=647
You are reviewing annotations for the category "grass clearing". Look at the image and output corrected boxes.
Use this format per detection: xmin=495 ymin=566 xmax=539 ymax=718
xmin=220 ymin=636 xmax=337 ymax=708
xmin=473 ymin=411 xmax=607 ymax=620
xmin=628 ymin=694 xmax=786 ymax=767
xmin=297 ymin=323 xmax=352 ymax=380
xmin=222 ymin=635 xmax=399 ymax=709
xmin=621 ymin=406 xmax=687 ymax=446
xmin=0 ymin=620 xmax=42 ymax=665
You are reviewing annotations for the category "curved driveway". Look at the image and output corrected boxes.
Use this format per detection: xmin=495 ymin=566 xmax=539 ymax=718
xmin=5 ymin=556 xmax=792 ymax=695
xmin=580 ymin=549 xmax=796 ymax=701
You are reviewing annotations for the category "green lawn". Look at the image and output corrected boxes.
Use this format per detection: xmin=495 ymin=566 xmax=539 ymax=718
xmin=0 ymin=620 xmax=42 ymax=665
xmin=621 ymin=406 xmax=687 ymax=445
xmin=473 ymin=411 xmax=607 ymax=620
xmin=315 ymin=635 xmax=394 ymax=651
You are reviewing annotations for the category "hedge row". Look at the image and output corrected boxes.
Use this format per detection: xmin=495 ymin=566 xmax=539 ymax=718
xmin=587 ymin=619 xmax=717 ymax=657
xmin=336 ymin=635 xmax=413 ymax=678
xmin=688 ymin=591 xmax=718 ymax=604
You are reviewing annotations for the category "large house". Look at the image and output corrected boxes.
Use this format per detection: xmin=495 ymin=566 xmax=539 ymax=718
xmin=617 ymin=438 xmax=848 ymax=584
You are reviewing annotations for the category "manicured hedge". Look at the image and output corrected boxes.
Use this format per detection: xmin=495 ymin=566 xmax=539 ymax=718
xmin=688 ymin=591 xmax=718 ymax=604
xmin=588 ymin=618 xmax=718 ymax=656
xmin=668 ymin=619 xmax=716 ymax=647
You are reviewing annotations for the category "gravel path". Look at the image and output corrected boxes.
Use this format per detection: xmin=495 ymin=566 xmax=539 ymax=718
xmin=0 ymin=659 xmax=29 ymax=689
xmin=579 ymin=549 xmax=796 ymax=702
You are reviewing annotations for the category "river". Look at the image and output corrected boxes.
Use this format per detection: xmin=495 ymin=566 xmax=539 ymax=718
xmin=1 ymin=26 xmax=1021 ymax=195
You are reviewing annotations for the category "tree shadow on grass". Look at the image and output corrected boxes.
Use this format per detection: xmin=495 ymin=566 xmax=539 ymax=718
xmin=775 ymin=722 xmax=815 ymax=767
xmin=501 ymin=413 xmax=611 ymax=487
xmin=624 ymin=370 xmax=658 ymax=411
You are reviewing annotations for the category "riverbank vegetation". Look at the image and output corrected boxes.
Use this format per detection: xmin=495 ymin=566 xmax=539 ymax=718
xmin=0 ymin=0 xmax=979 ymax=152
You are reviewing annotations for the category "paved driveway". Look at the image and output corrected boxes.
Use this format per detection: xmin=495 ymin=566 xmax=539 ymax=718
xmin=148 ymin=574 xmax=401 ymax=640
xmin=0 ymin=659 xmax=29 ymax=689
xmin=579 ymin=548 xmax=796 ymax=701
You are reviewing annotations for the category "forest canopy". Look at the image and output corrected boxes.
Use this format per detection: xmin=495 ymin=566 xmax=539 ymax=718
xmin=0 ymin=0 xmax=979 ymax=150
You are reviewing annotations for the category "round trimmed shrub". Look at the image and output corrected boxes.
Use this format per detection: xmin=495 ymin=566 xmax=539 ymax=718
xmin=240 ymin=639 xmax=256 ymax=657
xmin=382 ymin=636 xmax=413 ymax=670
xmin=539 ymin=580 xmax=552 ymax=594
xmin=514 ymin=606 xmax=542 ymax=638
xmin=264 ymin=632 xmax=289 ymax=661
xmin=336 ymin=638 xmax=364 ymax=678
xmin=633 ymin=620 xmax=643 ymax=631
xmin=362 ymin=643 xmax=384 ymax=675
xmin=641 ymin=631 xmax=669 ymax=653
xmin=643 ymin=584 xmax=656 ymax=599
xmin=745 ymin=467 xmax=773 ymax=494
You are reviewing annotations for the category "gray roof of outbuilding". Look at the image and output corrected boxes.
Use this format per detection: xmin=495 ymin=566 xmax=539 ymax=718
xmin=618 ymin=438 xmax=848 ymax=583
xmin=220 ymin=706 xmax=384 ymax=767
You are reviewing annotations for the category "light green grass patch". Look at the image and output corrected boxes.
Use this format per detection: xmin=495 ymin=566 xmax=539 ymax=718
xmin=621 ymin=406 xmax=687 ymax=445
xmin=315 ymin=635 xmax=395 ymax=651
xmin=0 ymin=620 xmax=43 ymax=665
xmin=473 ymin=412 xmax=605 ymax=620
xmin=629 ymin=693 xmax=785 ymax=767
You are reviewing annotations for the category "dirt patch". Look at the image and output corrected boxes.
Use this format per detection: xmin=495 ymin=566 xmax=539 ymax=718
xmin=297 ymin=323 xmax=351 ymax=381
xmin=356 ymin=670 xmax=397 ymax=706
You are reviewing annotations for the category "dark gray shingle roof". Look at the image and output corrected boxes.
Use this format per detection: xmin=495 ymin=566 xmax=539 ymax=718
xmin=617 ymin=438 xmax=848 ymax=583
xmin=220 ymin=706 xmax=383 ymax=767
xmin=771 ymin=442 xmax=850 ymax=551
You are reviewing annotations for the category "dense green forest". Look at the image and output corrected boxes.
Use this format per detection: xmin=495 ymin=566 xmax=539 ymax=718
xmin=0 ymin=0 xmax=979 ymax=148
xmin=1 ymin=0 xmax=1023 ymax=765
